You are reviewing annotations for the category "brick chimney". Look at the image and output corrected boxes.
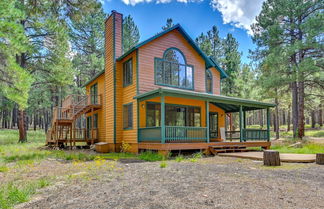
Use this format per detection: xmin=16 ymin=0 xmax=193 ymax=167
xmin=104 ymin=10 xmax=123 ymax=148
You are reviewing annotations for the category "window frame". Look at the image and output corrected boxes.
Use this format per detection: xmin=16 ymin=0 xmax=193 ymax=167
xmin=123 ymin=58 xmax=133 ymax=87
xmin=145 ymin=102 xmax=201 ymax=127
xmin=123 ymin=103 xmax=133 ymax=130
xmin=154 ymin=48 xmax=194 ymax=90
xmin=90 ymin=83 xmax=98 ymax=104
xmin=206 ymin=69 xmax=213 ymax=94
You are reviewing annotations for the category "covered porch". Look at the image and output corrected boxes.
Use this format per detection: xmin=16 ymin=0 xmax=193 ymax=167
xmin=135 ymin=88 xmax=275 ymax=151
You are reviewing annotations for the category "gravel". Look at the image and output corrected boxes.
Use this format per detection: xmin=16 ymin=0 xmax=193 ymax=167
xmin=19 ymin=156 xmax=324 ymax=209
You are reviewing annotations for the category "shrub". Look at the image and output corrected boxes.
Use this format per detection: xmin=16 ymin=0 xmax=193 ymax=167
xmin=120 ymin=141 xmax=131 ymax=153
xmin=160 ymin=161 xmax=167 ymax=168
xmin=175 ymin=155 xmax=184 ymax=162
xmin=138 ymin=151 xmax=164 ymax=162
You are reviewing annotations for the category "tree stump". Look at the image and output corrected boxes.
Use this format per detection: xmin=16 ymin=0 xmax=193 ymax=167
xmin=263 ymin=150 xmax=281 ymax=166
xmin=316 ymin=153 xmax=324 ymax=165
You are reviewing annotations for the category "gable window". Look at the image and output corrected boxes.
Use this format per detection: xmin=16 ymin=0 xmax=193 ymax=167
xmin=155 ymin=48 xmax=193 ymax=89
xmin=90 ymin=83 xmax=98 ymax=104
xmin=123 ymin=58 xmax=133 ymax=87
xmin=123 ymin=103 xmax=133 ymax=129
xmin=206 ymin=69 xmax=212 ymax=93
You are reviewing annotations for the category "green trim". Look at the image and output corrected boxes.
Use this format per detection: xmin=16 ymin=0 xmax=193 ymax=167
xmin=239 ymin=105 xmax=243 ymax=142
xmin=116 ymin=24 xmax=228 ymax=79
xmin=163 ymin=47 xmax=187 ymax=64
xmin=154 ymin=57 xmax=194 ymax=91
xmin=136 ymin=49 xmax=139 ymax=95
xmin=206 ymin=101 xmax=210 ymax=143
xmin=123 ymin=102 xmax=133 ymax=130
xmin=82 ymin=70 xmax=104 ymax=87
xmin=161 ymin=95 xmax=165 ymax=144
xmin=122 ymin=58 xmax=133 ymax=87
xmin=267 ymin=108 xmax=270 ymax=142
xmin=206 ymin=69 xmax=213 ymax=94
xmin=134 ymin=88 xmax=276 ymax=112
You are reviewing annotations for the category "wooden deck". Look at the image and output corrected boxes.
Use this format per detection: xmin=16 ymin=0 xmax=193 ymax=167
xmin=138 ymin=141 xmax=271 ymax=151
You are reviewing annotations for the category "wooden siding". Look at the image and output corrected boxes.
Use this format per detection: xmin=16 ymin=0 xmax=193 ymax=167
xmin=115 ymin=51 xmax=138 ymax=146
xmin=86 ymin=74 xmax=105 ymax=141
xmin=209 ymin=67 xmax=221 ymax=95
xmin=138 ymin=29 xmax=221 ymax=95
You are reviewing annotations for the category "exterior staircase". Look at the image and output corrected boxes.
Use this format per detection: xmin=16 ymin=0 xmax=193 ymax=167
xmin=209 ymin=145 xmax=248 ymax=155
xmin=46 ymin=94 xmax=102 ymax=148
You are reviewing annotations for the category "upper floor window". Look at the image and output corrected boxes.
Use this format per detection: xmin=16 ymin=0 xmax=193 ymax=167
xmin=90 ymin=83 xmax=98 ymax=104
xmin=206 ymin=69 xmax=212 ymax=93
xmin=155 ymin=48 xmax=193 ymax=90
xmin=123 ymin=58 xmax=133 ymax=87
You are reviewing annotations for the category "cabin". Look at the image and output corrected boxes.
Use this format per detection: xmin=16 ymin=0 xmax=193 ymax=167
xmin=46 ymin=11 xmax=275 ymax=154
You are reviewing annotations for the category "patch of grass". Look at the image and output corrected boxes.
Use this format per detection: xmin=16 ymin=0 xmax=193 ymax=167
xmin=305 ymin=130 xmax=324 ymax=137
xmin=189 ymin=152 xmax=203 ymax=162
xmin=100 ymin=152 xmax=137 ymax=160
xmin=0 ymin=165 xmax=9 ymax=173
xmin=0 ymin=178 xmax=50 ymax=209
xmin=4 ymin=152 xmax=50 ymax=163
xmin=271 ymin=143 xmax=324 ymax=154
xmin=0 ymin=129 xmax=45 ymax=145
xmin=175 ymin=155 xmax=184 ymax=162
xmin=138 ymin=151 xmax=164 ymax=162
xmin=160 ymin=161 xmax=167 ymax=168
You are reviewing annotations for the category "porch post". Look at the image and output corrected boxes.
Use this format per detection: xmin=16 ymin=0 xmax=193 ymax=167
xmin=243 ymin=111 xmax=246 ymax=129
xmin=161 ymin=95 xmax=165 ymax=144
xmin=266 ymin=107 xmax=270 ymax=142
xmin=206 ymin=101 xmax=210 ymax=143
xmin=239 ymin=105 xmax=243 ymax=142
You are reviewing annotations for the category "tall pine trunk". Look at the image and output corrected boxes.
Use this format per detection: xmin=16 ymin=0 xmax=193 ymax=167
xmin=274 ymin=92 xmax=280 ymax=139
xmin=297 ymin=81 xmax=305 ymax=138
xmin=291 ymin=82 xmax=298 ymax=138
xmin=287 ymin=107 xmax=291 ymax=132
xmin=18 ymin=109 xmax=27 ymax=143
xmin=311 ymin=110 xmax=316 ymax=128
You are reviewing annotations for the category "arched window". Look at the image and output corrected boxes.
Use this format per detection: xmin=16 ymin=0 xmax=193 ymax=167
xmin=155 ymin=48 xmax=193 ymax=89
xmin=206 ymin=69 xmax=212 ymax=93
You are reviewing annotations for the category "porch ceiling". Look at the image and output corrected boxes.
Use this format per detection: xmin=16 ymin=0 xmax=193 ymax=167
xmin=134 ymin=87 xmax=276 ymax=113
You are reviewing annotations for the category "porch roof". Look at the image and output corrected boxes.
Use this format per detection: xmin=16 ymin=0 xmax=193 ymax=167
xmin=134 ymin=87 xmax=276 ymax=113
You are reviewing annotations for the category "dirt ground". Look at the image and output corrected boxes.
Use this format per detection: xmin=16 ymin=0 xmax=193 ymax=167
xmin=16 ymin=156 xmax=324 ymax=209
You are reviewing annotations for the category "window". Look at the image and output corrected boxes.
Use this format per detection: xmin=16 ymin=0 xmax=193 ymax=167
xmin=93 ymin=114 xmax=98 ymax=129
xmin=146 ymin=102 xmax=201 ymax=127
xmin=123 ymin=58 xmax=133 ymax=87
xmin=147 ymin=103 xmax=161 ymax=127
xmin=155 ymin=48 xmax=193 ymax=89
xmin=90 ymin=83 xmax=98 ymax=104
xmin=123 ymin=103 xmax=133 ymax=129
xmin=206 ymin=69 xmax=212 ymax=93
xmin=209 ymin=112 xmax=218 ymax=138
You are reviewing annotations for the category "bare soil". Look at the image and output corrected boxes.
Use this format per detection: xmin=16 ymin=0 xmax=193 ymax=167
xmin=15 ymin=156 xmax=324 ymax=209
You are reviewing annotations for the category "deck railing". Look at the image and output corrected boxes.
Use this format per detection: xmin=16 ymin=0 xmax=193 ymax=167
xmin=62 ymin=94 xmax=102 ymax=109
xmin=242 ymin=129 xmax=268 ymax=141
xmin=165 ymin=126 xmax=207 ymax=142
xmin=138 ymin=126 xmax=207 ymax=143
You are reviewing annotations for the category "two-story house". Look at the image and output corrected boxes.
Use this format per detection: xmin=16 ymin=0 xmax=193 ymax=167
xmin=46 ymin=11 xmax=275 ymax=154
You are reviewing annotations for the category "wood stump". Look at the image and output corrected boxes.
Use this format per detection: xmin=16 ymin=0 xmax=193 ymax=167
xmin=263 ymin=150 xmax=281 ymax=166
xmin=316 ymin=153 xmax=324 ymax=165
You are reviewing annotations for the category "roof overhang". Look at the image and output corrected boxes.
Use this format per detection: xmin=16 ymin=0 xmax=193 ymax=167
xmin=82 ymin=70 xmax=105 ymax=87
xmin=117 ymin=24 xmax=228 ymax=79
xmin=134 ymin=88 xmax=275 ymax=112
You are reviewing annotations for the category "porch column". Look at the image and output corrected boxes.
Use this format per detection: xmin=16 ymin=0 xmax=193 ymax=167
xmin=161 ymin=95 xmax=165 ymax=144
xmin=267 ymin=107 xmax=270 ymax=142
xmin=243 ymin=111 xmax=246 ymax=129
xmin=239 ymin=105 xmax=243 ymax=142
xmin=206 ymin=101 xmax=210 ymax=143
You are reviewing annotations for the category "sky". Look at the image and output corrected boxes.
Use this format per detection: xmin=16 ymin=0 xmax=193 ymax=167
xmin=100 ymin=0 xmax=265 ymax=64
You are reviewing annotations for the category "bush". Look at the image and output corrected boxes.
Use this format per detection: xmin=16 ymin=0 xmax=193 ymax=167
xmin=138 ymin=151 xmax=164 ymax=162
xmin=175 ymin=155 xmax=184 ymax=162
xmin=160 ymin=161 xmax=167 ymax=168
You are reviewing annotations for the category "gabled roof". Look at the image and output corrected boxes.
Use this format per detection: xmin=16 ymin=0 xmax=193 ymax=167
xmin=117 ymin=24 xmax=228 ymax=79
xmin=83 ymin=23 xmax=228 ymax=87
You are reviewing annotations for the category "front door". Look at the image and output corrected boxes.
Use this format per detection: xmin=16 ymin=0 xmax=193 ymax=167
xmin=209 ymin=112 xmax=218 ymax=138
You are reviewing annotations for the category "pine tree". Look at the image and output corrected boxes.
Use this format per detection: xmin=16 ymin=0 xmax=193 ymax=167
xmin=162 ymin=18 xmax=174 ymax=30
xmin=123 ymin=15 xmax=140 ymax=53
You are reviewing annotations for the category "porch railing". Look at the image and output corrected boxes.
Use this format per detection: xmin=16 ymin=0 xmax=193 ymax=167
xmin=165 ymin=126 xmax=207 ymax=142
xmin=242 ymin=129 xmax=268 ymax=141
xmin=138 ymin=126 xmax=207 ymax=143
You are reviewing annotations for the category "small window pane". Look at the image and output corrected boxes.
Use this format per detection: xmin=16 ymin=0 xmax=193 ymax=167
xmin=164 ymin=49 xmax=185 ymax=64
xmin=123 ymin=59 xmax=132 ymax=87
xmin=206 ymin=70 xmax=212 ymax=93
xmin=155 ymin=59 xmax=163 ymax=84
xmin=171 ymin=63 xmax=179 ymax=86
xmin=123 ymin=103 xmax=133 ymax=129
xmin=186 ymin=66 xmax=193 ymax=88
